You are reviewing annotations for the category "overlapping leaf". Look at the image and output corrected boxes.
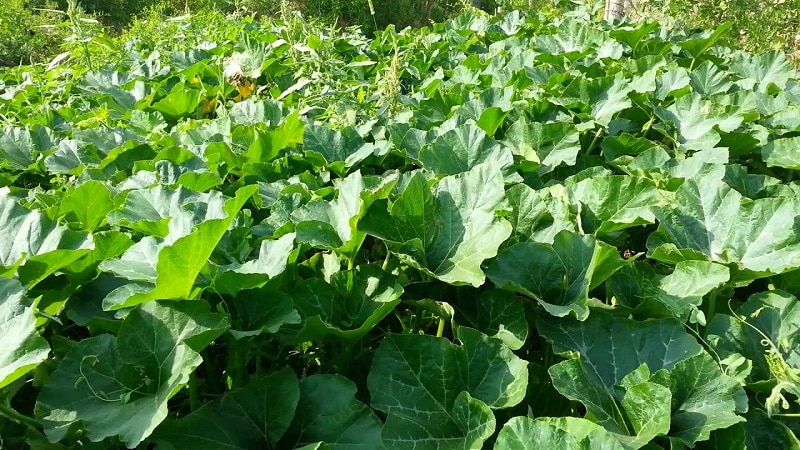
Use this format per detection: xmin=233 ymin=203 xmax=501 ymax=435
xmin=487 ymin=230 xmax=625 ymax=319
xmin=648 ymin=176 xmax=800 ymax=276
xmin=0 ymin=278 xmax=49 ymax=389
xmin=361 ymin=163 xmax=512 ymax=287
xmin=369 ymin=327 xmax=527 ymax=449
xmin=36 ymin=301 xmax=228 ymax=447
xmin=539 ymin=312 xmax=745 ymax=447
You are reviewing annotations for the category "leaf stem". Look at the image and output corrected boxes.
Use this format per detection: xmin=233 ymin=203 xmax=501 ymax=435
xmin=395 ymin=311 xmax=409 ymax=333
xmin=584 ymin=127 xmax=604 ymax=156
xmin=707 ymin=290 xmax=717 ymax=325
xmin=436 ymin=317 xmax=445 ymax=338
xmin=188 ymin=372 xmax=200 ymax=412
xmin=0 ymin=403 xmax=41 ymax=430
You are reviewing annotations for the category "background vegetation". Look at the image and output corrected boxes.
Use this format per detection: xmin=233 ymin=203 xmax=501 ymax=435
xmin=1 ymin=0 xmax=798 ymax=68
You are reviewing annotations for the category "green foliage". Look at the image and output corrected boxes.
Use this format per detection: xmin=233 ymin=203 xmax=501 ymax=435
xmin=0 ymin=0 xmax=66 ymax=66
xmin=630 ymin=0 xmax=800 ymax=67
xmin=1 ymin=5 xmax=800 ymax=450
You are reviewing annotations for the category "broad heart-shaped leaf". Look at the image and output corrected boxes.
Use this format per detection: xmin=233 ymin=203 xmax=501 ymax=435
xmin=762 ymin=136 xmax=800 ymax=170
xmin=229 ymin=98 xmax=285 ymax=127
xmin=504 ymin=117 xmax=581 ymax=174
xmin=0 ymin=125 xmax=52 ymax=170
xmin=228 ymin=289 xmax=300 ymax=339
xmin=553 ymin=73 xmax=632 ymax=127
xmin=706 ymin=290 xmax=800 ymax=383
xmin=149 ymin=83 xmax=201 ymax=121
xmin=368 ymin=328 xmax=527 ymax=450
xmin=279 ymin=375 xmax=383 ymax=449
xmin=0 ymin=277 xmax=49 ymax=389
xmin=284 ymin=264 xmax=402 ymax=343
xmin=242 ymin=112 xmax=304 ymax=164
xmin=291 ymin=171 xmax=397 ymax=260
xmin=59 ymin=181 xmax=115 ymax=232
xmin=360 ymin=163 xmax=512 ymax=287
xmin=505 ymin=183 xmax=576 ymax=245
xmin=100 ymin=185 xmax=257 ymax=310
xmin=487 ymin=230 xmax=625 ymax=320
xmin=494 ymin=417 xmax=625 ymax=450
xmin=106 ymin=186 xmax=232 ymax=240
xmin=676 ymin=23 xmax=733 ymax=58
xmin=647 ymin=176 xmax=800 ymax=277
xmin=730 ymin=51 xmax=795 ymax=93
xmin=651 ymin=353 xmax=747 ymax=445
xmin=150 ymin=368 xmax=299 ymax=449
xmin=534 ymin=18 xmax=622 ymax=58
xmin=689 ymin=60 xmax=734 ymax=96
xmin=566 ymin=175 xmax=662 ymax=234
xmin=654 ymin=93 xmax=743 ymax=150
xmin=418 ymin=120 xmax=514 ymax=176
xmin=607 ymin=260 xmax=730 ymax=320
xmin=302 ymin=124 xmax=375 ymax=176
xmin=457 ymin=289 xmax=528 ymax=350
xmin=539 ymin=312 xmax=744 ymax=447
xmin=0 ymin=189 xmax=94 ymax=284
xmin=36 ymin=301 xmax=228 ymax=447
xmin=209 ymin=233 xmax=295 ymax=295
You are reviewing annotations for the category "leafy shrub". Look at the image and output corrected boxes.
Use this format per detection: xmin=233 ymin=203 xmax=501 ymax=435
xmin=628 ymin=0 xmax=800 ymax=67
xmin=0 ymin=0 xmax=67 ymax=66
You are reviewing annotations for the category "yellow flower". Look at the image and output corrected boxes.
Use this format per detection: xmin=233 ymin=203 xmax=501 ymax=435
xmin=201 ymin=97 xmax=217 ymax=115
xmin=190 ymin=76 xmax=201 ymax=84
xmin=236 ymin=80 xmax=255 ymax=100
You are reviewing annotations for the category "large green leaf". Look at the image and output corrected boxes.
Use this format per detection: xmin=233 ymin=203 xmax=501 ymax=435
xmin=150 ymin=368 xmax=299 ymax=449
xmin=0 ymin=126 xmax=50 ymax=170
xmin=487 ymin=230 xmax=625 ymax=320
xmin=494 ymin=416 xmax=625 ymax=450
xmin=292 ymin=171 xmax=397 ymax=259
xmin=150 ymin=83 xmax=201 ymax=121
xmin=535 ymin=19 xmax=623 ymax=59
xmin=539 ymin=312 xmax=744 ymax=447
xmin=107 ymin=186 xmax=231 ymax=240
xmin=504 ymin=183 xmax=576 ymax=244
xmin=210 ymin=233 xmax=296 ymax=295
xmin=607 ymin=260 xmax=730 ymax=320
xmin=566 ymin=175 xmax=663 ymax=234
xmin=0 ymin=189 xmax=94 ymax=283
xmin=0 ymin=278 xmax=49 ymax=389
xmin=368 ymin=328 xmax=527 ymax=449
xmin=100 ymin=185 xmax=257 ymax=310
xmin=504 ymin=118 xmax=582 ymax=174
xmin=227 ymin=289 xmax=300 ymax=339
xmin=707 ymin=290 xmax=800 ymax=383
xmin=36 ymin=301 xmax=228 ymax=447
xmin=762 ymin=136 xmax=800 ymax=170
xmin=280 ymin=375 xmax=383 ymax=449
xmin=285 ymin=264 xmax=402 ymax=343
xmin=59 ymin=181 xmax=115 ymax=232
xmin=647 ymin=176 xmax=800 ymax=276
xmin=553 ymin=73 xmax=632 ymax=126
xmin=418 ymin=120 xmax=513 ymax=176
xmin=361 ymin=163 xmax=512 ymax=287
xmin=730 ymin=51 xmax=795 ymax=93
xmin=690 ymin=61 xmax=734 ymax=96
xmin=457 ymin=289 xmax=529 ymax=350
xmin=655 ymin=93 xmax=744 ymax=150
xmin=676 ymin=23 xmax=733 ymax=58
xmin=302 ymin=125 xmax=376 ymax=176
